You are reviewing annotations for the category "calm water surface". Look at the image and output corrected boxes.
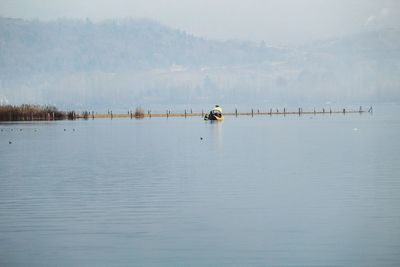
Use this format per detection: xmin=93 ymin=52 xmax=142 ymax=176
xmin=1 ymin=105 xmax=400 ymax=266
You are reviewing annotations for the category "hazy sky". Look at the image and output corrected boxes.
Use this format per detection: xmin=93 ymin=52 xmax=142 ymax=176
xmin=1 ymin=0 xmax=399 ymax=44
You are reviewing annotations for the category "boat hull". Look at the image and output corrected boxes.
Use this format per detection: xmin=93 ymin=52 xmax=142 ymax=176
xmin=208 ymin=115 xmax=224 ymax=121
xmin=206 ymin=113 xmax=224 ymax=121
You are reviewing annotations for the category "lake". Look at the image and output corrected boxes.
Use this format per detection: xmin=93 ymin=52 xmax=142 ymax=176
xmin=1 ymin=105 xmax=400 ymax=266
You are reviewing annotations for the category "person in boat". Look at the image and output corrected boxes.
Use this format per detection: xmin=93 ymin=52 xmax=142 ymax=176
xmin=205 ymin=105 xmax=223 ymax=120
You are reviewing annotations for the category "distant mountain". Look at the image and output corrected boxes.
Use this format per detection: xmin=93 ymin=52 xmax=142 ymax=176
xmin=0 ymin=17 xmax=285 ymax=79
xmin=288 ymin=28 xmax=400 ymax=103
xmin=309 ymin=28 xmax=400 ymax=59
xmin=0 ymin=17 xmax=399 ymax=107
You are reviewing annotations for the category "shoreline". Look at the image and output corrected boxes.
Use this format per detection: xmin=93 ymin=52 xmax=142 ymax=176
xmin=0 ymin=104 xmax=372 ymax=121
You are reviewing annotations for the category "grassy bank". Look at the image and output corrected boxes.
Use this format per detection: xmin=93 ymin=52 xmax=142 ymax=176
xmin=0 ymin=104 xmax=67 ymax=121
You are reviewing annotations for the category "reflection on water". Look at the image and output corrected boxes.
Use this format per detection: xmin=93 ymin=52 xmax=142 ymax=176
xmin=208 ymin=120 xmax=223 ymax=150
xmin=1 ymin=106 xmax=400 ymax=266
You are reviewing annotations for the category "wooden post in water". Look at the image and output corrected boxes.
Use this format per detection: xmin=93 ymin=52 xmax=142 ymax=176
xmin=257 ymin=109 xmax=260 ymax=115
xmin=111 ymin=111 xmax=113 ymax=119
xmin=343 ymin=108 xmax=346 ymax=114
xmin=323 ymin=108 xmax=325 ymax=114
xmin=330 ymin=108 xmax=332 ymax=114
xmin=298 ymin=108 xmax=301 ymax=116
xmin=166 ymin=110 xmax=169 ymax=118
xmin=202 ymin=110 xmax=204 ymax=117
xmin=251 ymin=109 xmax=254 ymax=117
xmin=52 ymin=112 xmax=55 ymax=120
xmin=359 ymin=106 xmax=362 ymax=113
xmin=313 ymin=108 xmax=316 ymax=115
xmin=184 ymin=109 xmax=187 ymax=118
xmin=284 ymin=108 xmax=286 ymax=116
xmin=270 ymin=108 xmax=272 ymax=115
xmin=368 ymin=106 xmax=373 ymax=113
xmin=235 ymin=108 xmax=238 ymax=117
xmin=92 ymin=111 xmax=94 ymax=120
xmin=190 ymin=109 xmax=192 ymax=114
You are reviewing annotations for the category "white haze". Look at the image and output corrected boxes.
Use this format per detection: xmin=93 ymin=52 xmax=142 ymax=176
xmin=0 ymin=1 xmax=399 ymax=109
xmin=1 ymin=0 xmax=399 ymax=45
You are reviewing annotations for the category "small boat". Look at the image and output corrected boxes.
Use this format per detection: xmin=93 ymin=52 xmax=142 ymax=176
xmin=204 ymin=105 xmax=224 ymax=121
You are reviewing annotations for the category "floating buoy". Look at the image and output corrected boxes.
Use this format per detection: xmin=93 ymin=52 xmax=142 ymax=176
xmin=9 ymin=141 xmax=12 ymax=144
xmin=200 ymin=137 xmax=203 ymax=140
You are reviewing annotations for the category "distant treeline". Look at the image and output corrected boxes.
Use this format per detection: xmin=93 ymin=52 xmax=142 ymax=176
xmin=0 ymin=104 xmax=69 ymax=121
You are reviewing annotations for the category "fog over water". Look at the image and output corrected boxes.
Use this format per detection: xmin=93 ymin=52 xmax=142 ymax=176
xmin=0 ymin=1 xmax=400 ymax=108
xmin=1 ymin=1 xmax=400 ymax=266
xmin=1 ymin=106 xmax=400 ymax=266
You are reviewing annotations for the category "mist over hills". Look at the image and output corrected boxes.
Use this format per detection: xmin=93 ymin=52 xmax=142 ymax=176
xmin=0 ymin=17 xmax=283 ymax=75
xmin=0 ymin=17 xmax=399 ymax=108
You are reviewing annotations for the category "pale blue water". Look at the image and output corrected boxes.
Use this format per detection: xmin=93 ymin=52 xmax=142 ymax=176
xmin=1 ymin=105 xmax=400 ymax=266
